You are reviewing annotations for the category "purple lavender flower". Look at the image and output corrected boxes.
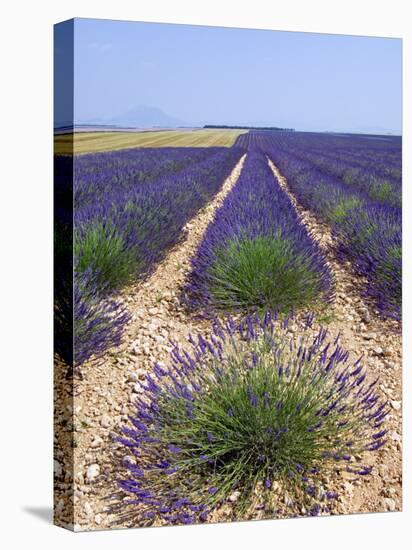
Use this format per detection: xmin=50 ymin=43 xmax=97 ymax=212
xmin=117 ymin=314 xmax=388 ymax=526
xmin=168 ymin=444 xmax=182 ymax=454
xmin=356 ymin=466 xmax=373 ymax=475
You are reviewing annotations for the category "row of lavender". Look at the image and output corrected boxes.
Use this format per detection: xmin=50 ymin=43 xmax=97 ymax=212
xmin=281 ymin=147 xmax=401 ymax=209
xmin=184 ymin=150 xmax=333 ymax=313
xmin=55 ymin=147 xmax=244 ymax=367
xmin=235 ymin=132 xmax=401 ymax=208
xmin=301 ymin=147 xmax=401 ymax=185
xmin=74 ymin=147 xmax=221 ymax=209
xmin=264 ymin=132 xmax=402 ymax=178
xmin=234 ymin=132 xmax=401 ymax=320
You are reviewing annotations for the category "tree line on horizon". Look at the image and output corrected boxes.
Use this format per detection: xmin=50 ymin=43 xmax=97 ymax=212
xmin=204 ymin=124 xmax=295 ymax=131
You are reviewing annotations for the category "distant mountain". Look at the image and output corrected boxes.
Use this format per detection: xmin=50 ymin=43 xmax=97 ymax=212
xmin=108 ymin=105 xmax=187 ymax=128
xmin=79 ymin=117 xmax=107 ymax=125
xmin=74 ymin=105 xmax=188 ymax=129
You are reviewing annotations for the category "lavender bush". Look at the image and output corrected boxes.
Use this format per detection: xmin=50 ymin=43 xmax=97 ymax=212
xmin=73 ymin=269 xmax=131 ymax=366
xmin=184 ymin=150 xmax=332 ymax=314
xmin=335 ymin=204 xmax=401 ymax=319
xmin=117 ymin=314 xmax=388 ymax=526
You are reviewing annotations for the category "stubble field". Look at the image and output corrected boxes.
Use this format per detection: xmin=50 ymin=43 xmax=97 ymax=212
xmin=54 ymin=128 xmax=247 ymax=154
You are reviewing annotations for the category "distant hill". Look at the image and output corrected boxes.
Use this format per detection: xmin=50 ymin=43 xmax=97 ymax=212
xmin=73 ymin=105 xmax=188 ymax=129
xmin=107 ymin=105 xmax=187 ymax=128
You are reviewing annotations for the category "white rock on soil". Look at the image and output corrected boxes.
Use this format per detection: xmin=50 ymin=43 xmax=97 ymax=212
xmin=90 ymin=435 xmax=103 ymax=448
xmin=100 ymin=415 xmax=111 ymax=428
xmin=84 ymin=502 xmax=93 ymax=516
xmin=136 ymin=368 xmax=146 ymax=379
xmin=384 ymin=498 xmax=396 ymax=511
xmin=359 ymin=309 xmax=371 ymax=323
xmin=86 ymin=464 xmax=100 ymax=482
xmin=94 ymin=514 xmax=102 ymax=525
xmin=127 ymin=372 xmax=138 ymax=382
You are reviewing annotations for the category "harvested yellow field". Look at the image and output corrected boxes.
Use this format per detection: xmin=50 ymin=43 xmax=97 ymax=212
xmin=54 ymin=129 xmax=247 ymax=154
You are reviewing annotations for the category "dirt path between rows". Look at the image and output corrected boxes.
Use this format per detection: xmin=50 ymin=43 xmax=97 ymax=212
xmin=267 ymin=158 xmax=402 ymax=516
xmin=54 ymin=154 xmax=246 ymax=531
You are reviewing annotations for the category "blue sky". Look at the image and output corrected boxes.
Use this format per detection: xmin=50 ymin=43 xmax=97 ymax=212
xmin=57 ymin=18 xmax=402 ymax=133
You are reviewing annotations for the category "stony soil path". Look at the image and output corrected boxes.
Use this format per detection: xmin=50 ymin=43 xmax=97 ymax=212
xmin=267 ymin=158 xmax=402 ymax=516
xmin=54 ymin=154 xmax=246 ymax=531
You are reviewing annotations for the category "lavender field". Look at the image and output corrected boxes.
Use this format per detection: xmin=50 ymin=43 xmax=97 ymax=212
xmin=50 ymin=17 xmax=404 ymax=536
xmin=54 ymin=130 xmax=402 ymax=530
